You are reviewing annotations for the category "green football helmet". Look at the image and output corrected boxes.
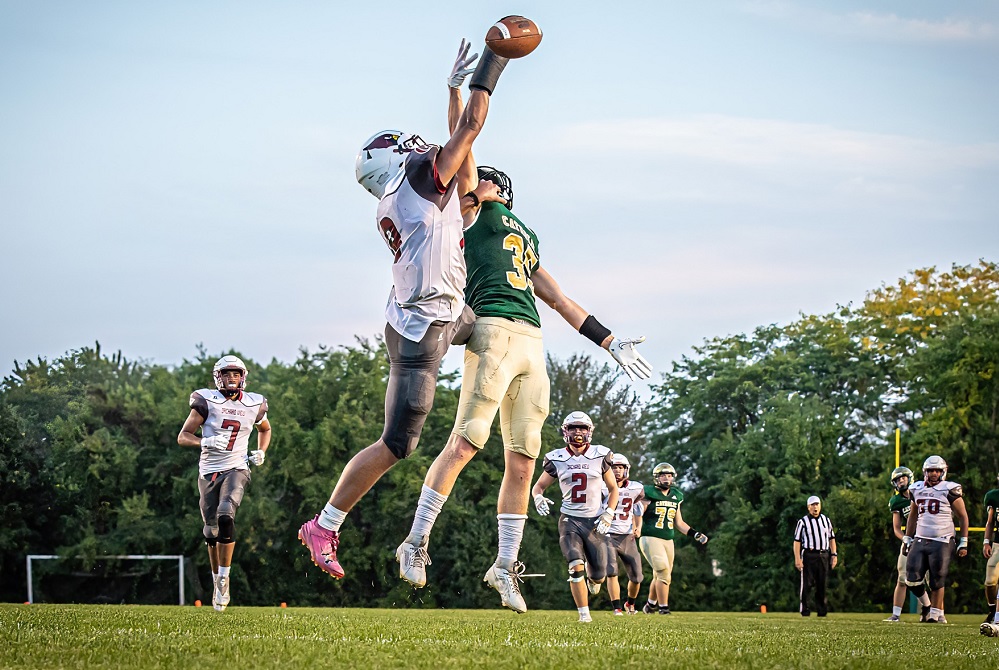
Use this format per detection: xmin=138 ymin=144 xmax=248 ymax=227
xmin=890 ymin=466 xmax=914 ymax=492
xmin=653 ymin=462 xmax=676 ymax=489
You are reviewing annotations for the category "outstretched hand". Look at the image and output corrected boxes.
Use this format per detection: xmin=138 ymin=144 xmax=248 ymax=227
xmin=608 ymin=336 xmax=653 ymax=381
xmin=448 ymin=38 xmax=479 ymax=89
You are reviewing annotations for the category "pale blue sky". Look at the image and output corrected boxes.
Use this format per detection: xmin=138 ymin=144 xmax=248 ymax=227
xmin=2 ymin=1 xmax=997 ymax=386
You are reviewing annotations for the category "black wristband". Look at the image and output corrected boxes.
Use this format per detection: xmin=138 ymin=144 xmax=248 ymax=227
xmin=686 ymin=527 xmax=699 ymax=538
xmin=469 ymin=47 xmax=509 ymax=95
xmin=464 ymin=191 xmax=479 ymax=207
xmin=579 ymin=315 xmax=612 ymax=347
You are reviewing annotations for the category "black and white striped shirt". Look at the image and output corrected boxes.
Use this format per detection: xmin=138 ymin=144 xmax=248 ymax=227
xmin=794 ymin=513 xmax=835 ymax=551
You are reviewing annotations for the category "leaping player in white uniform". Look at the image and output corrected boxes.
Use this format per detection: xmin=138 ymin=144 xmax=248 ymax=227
xmin=177 ymin=355 xmax=271 ymax=612
xmin=531 ymin=411 xmax=618 ymax=623
xmin=902 ymin=455 xmax=969 ymax=624
xmin=298 ymin=39 xmax=517 ymax=580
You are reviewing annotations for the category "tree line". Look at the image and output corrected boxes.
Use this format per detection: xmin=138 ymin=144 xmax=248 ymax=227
xmin=2 ymin=261 xmax=997 ymax=612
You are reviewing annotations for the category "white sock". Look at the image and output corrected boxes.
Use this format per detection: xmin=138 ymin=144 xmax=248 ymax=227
xmin=930 ymin=607 xmax=943 ymax=620
xmin=218 ymin=566 xmax=230 ymax=578
xmin=318 ymin=503 xmax=347 ymax=532
xmin=994 ymin=597 xmax=999 ymax=623
xmin=406 ymin=485 xmax=448 ymax=546
xmin=892 ymin=606 xmax=902 ymax=617
xmin=918 ymin=592 xmax=931 ymax=607
xmin=578 ymin=606 xmax=590 ymax=617
xmin=496 ymin=514 xmax=528 ymax=566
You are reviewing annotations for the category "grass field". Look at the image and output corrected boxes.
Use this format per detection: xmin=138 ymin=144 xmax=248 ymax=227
xmin=1 ymin=605 xmax=996 ymax=669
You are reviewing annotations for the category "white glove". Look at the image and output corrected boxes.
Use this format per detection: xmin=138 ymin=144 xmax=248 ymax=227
xmin=534 ymin=494 xmax=554 ymax=516
xmin=902 ymin=535 xmax=913 ymax=556
xmin=595 ymin=510 xmax=614 ymax=535
xmin=693 ymin=531 xmax=709 ymax=545
xmin=249 ymin=450 xmax=265 ymax=466
xmin=448 ymin=38 xmax=479 ymax=88
xmin=608 ymin=336 xmax=653 ymax=381
xmin=201 ymin=434 xmax=228 ymax=451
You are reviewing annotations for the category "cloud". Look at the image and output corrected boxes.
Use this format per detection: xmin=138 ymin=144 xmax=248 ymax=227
xmin=740 ymin=1 xmax=998 ymax=43
xmin=544 ymin=115 xmax=999 ymax=211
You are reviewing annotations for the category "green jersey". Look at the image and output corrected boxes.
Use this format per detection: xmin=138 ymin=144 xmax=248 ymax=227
xmin=641 ymin=484 xmax=684 ymax=541
xmin=889 ymin=492 xmax=911 ymax=533
xmin=984 ymin=488 xmax=999 ymax=533
xmin=463 ymin=201 xmax=541 ymax=327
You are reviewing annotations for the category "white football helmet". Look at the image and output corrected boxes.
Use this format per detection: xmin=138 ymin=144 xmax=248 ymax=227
xmin=561 ymin=410 xmax=594 ymax=446
xmin=355 ymin=130 xmax=428 ymax=199
xmin=610 ymin=454 xmax=630 ymax=481
xmin=213 ymin=355 xmax=247 ymax=396
xmin=922 ymin=455 xmax=948 ymax=482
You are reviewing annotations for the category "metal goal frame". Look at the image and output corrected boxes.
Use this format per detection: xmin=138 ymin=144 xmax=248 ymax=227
xmin=26 ymin=554 xmax=186 ymax=605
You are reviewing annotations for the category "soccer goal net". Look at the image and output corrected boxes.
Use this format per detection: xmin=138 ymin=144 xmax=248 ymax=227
xmin=26 ymin=555 xmax=186 ymax=605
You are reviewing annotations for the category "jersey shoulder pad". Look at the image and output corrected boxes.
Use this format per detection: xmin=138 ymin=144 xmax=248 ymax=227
xmin=910 ymin=481 xmax=926 ymax=493
xmin=194 ymin=388 xmax=227 ymax=404
xmin=591 ymin=444 xmax=612 ymax=457
xmin=673 ymin=487 xmax=685 ymax=502
xmin=545 ymin=448 xmax=570 ymax=462
xmin=945 ymin=481 xmax=963 ymax=498
xmin=241 ymin=391 xmax=266 ymax=407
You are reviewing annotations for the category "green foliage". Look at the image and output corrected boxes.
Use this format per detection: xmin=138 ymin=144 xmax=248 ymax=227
xmin=2 ymin=261 xmax=998 ymax=614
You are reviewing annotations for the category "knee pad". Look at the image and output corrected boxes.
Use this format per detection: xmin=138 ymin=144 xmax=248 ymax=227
xmin=907 ymin=583 xmax=926 ymax=597
xmin=568 ymin=559 xmax=585 ymax=571
xmin=217 ymin=514 xmax=235 ymax=544
xmin=460 ymin=417 xmax=492 ymax=449
xmin=568 ymin=570 xmax=586 ymax=583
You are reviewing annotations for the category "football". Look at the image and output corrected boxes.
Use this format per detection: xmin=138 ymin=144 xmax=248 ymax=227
xmin=485 ymin=15 xmax=542 ymax=59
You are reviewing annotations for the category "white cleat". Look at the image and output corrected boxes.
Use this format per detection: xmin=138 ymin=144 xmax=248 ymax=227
xmin=396 ymin=541 xmax=431 ymax=588
xmin=882 ymin=615 xmax=900 ymax=622
xmin=981 ymin=622 xmax=999 ymax=637
xmin=484 ymin=562 xmax=528 ymax=614
xmin=213 ymin=575 xmax=230 ymax=612
xmin=578 ymin=612 xmax=593 ymax=623
xmin=586 ymin=578 xmax=601 ymax=595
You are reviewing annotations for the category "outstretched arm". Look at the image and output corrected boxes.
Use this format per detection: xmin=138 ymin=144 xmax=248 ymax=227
xmin=533 ymin=265 xmax=653 ymax=380
xmin=437 ymin=45 xmax=508 ymax=189
xmin=446 ymin=44 xmax=480 ymax=202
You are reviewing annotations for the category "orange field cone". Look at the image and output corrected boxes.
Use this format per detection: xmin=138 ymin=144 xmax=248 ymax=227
xmin=760 ymin=605 xmax=767 ymax=613
xmin=194 ymin=600 xmax=202 ymax=607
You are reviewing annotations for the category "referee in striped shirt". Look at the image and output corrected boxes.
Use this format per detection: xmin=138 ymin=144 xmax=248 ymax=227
xmin=794 ymin=495 xmax=838 ymax=617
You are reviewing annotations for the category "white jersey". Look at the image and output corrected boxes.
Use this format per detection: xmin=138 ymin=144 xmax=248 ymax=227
xmin=190 ymin=389 xmax=268 ymax=476
xmin=542 ymin=444 xmax=613 ymax=518
xmin=376 ymin=145 xmax=466 ymax=342
xmin=600 ymin=479 xmax=645 ymax=535
xmin=910 ymin=479 xmax=962 ymax=541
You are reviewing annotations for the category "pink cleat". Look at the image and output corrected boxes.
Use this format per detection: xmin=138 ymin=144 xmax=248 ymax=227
xmin=298 ymin=515 xmax=344 ymax=579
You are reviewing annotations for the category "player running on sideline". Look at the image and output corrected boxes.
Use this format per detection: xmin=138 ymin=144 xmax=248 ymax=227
xmin=531 ymin=411 xmax=619 ymax=623
xmin=903 ymin=455 xmax=969 ymax=624
xmin=883 ymin=466 xmax=931 ymax=622
xmin=297 ymin=39 xmax=515 ymax=579
xmin=393 ymin=44 xmax=651 ymax=614
xmin=600 ymin=454 xmax=645 ymax=614
xmin=177 ymin=355 xmax=271 ymax=612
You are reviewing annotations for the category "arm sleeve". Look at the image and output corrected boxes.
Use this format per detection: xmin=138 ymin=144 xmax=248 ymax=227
xmin=542 ymin=457 xmax=557 ymax=479
xmin=255 ymin=398 xmax=269 ymax=424
xmin=190 ymin=392 xmax=209 ymax=420
xmin=601 ymin=452 xmax=613 ymax=473
xmin=947 ymin=484 xmax=964 ymax=503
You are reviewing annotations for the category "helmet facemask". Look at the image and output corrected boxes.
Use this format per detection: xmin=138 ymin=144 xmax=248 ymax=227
xmin=213 ymin=355 xmax=247 ymax=399
xmin=476 ymin=165 xmax=514 ymax=210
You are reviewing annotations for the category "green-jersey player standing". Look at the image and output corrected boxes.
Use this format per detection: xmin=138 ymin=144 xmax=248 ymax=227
xmin=884 ymin=466 xmax=930 ymax=622
xmin=637 ymin=462 xmax=709 ymax=615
